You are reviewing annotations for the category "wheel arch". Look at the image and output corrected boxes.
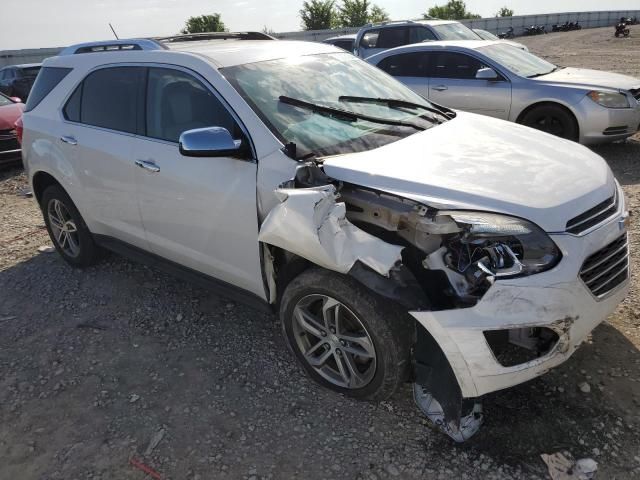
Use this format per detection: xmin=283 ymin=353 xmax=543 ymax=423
xmin=515 ymin=100 xmax=580 ymax=138
xmin=32 ymin=170 xmax=65 ymax=206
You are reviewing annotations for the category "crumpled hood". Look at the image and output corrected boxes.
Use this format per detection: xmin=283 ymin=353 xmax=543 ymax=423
xmin=535 ymin=67 xmax=640 ymax=91
xmin=321 ymin=112 xmax=616 ymax=233
xmin=0 ymin=103 xmax=24 ymax=131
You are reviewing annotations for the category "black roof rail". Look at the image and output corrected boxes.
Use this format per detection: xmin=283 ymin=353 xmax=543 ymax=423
xmin=157 ymin=31 xmax=276 ymax=43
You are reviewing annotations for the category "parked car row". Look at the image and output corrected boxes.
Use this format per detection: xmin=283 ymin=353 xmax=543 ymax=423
xmin=0 ymin=92 xmax=24 ymax=167
xmin=321 ymin=20 xmax=640 ymax=145
xmin=0 ymin=63 xmax=42 ymax=100
xmin=19 ymin=29 xmax=632 ymax=441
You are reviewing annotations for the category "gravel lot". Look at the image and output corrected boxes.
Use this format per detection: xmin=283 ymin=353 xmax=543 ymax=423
xmin=2 ymin=26 xmax=640 ymax=480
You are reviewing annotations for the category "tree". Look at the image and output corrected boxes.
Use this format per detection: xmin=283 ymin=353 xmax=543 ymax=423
xmin=181 ymin=14 xmax=226 ymax=34
xmin=369 ymin=5 xmax=390 ymax=23
xmin=300 ymin=0 xmax=336 ymax=30
xmin=338 ymin=0 xmax=370 ymax=27
xmin=496 ymin=6 xmax=514 ymax=17
xmin=262 ymin=25 xmax=276 ymax=36
xmin=425 ymin=1 xmax=481 ymax=20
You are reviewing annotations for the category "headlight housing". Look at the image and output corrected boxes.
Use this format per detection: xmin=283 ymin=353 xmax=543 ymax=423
xmin=587 ymin=91 xmax=631 ymax=109
xmin=441 ymin=211 xmax=561 ymax=278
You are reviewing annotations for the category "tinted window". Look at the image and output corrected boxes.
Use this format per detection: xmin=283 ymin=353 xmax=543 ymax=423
xmin=378 ymin=52 xmax=428 ymax=77
xmin=20 ymin=66 xmax=41 ymax=77
xmin=409 ymin=27 xmax=437 ymax=43
xmin=430 ymin=52 xmax=483 ymax=79
xmin=377 ymin=27 xmax=408 ymax=49
xmin=332 ymin=40 xmax=354 ymax=51
xmin=146 ymin=68 xmax=236 ymax=143
xmin=63 ymin=85 xmax=82 ymax=122
xmin=80 ymin=67 xmax=144 ymax=133
xmin=24 ymin=67 xmax=72 ymax=112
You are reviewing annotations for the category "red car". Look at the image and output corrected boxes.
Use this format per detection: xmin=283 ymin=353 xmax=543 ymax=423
xmin=0 ymin=92 xmax=24 ymax=167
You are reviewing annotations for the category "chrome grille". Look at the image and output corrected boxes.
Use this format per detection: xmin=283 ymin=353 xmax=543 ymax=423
xmin=580 ymin=234 xmax=629 ymax=298
xmin=566 ymin=191 xmax=618 ymax=235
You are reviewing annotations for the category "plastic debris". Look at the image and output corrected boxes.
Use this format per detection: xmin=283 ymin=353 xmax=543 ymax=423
xmin=144 ymin=428 xmax=166 ymax=456
xmin=541 ymin=451 xmax=598 ymax=480
xmin=37 ymin=245 xmax=55 ymax=253
xmin=413 ymin=384 xmax=483 ymax=442
xmin=130 ymin=457 xmax=163 ymax=479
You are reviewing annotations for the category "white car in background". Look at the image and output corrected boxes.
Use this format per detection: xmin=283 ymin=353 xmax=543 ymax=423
xmin=367 ymin=40 xmax=640 ymax=144
xmin=21 ymin=37 xmax=629 ymax=441
xmin=472 ymin=28 xmax=529 ymax=51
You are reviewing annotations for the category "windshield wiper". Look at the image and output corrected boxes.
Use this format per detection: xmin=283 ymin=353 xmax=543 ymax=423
xmin=339 ymin=95 xmax=454 ymax=121
xmin=279 ymin=96 xmax=425 ymax=131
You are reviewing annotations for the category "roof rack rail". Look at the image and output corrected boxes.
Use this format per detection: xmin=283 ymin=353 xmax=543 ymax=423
xmin=362 ymin=19 xmax=418 ymax=28
xmin=156 ymin=31 xmax=276 ymax=43
xmin=59 ymin=39 xmax=166 ymax=56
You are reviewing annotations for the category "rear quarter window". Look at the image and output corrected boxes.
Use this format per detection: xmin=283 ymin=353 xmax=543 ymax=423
xmin=24 ymin=67 xmax=72 ymax=112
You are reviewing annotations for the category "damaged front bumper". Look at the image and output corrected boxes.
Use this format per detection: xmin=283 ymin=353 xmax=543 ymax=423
xmin=411 ymin=214 xmax=630 ymax=399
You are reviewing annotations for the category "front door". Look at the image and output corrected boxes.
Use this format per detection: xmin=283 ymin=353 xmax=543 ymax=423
xmin=377 ymin=51 xmax=430 ymax=98
xmin=426 ymin=52 xmax=512 ymax=119
xmin=131 ymin=66 xmax=264 ymax=297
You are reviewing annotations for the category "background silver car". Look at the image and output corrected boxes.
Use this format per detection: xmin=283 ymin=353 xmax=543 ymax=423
xmin=367 ymin=40 xmax=640 ymax=144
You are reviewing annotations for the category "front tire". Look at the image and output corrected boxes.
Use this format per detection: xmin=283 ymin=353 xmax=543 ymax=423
xmin=280 ymin=268 xmax=412 ymax=401
xmin=520 ymin=104 xmax=579 ymax=141
xmin=41 ymin=185 xmax=103 ymax=268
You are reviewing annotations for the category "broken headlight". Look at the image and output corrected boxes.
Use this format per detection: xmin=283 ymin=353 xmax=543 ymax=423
xmin=443 ymin=211 xmax=561 ymax=278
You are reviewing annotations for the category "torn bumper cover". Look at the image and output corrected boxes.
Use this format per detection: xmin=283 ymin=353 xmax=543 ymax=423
xmin=411 ymin=217 xmax=629 ymax=399
xmin=258 ymin=185 xmax=404 ymax=276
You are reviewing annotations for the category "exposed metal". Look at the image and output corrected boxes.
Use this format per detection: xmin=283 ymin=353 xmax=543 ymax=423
xmin=47 ymin=198 xmax=80 ymax=257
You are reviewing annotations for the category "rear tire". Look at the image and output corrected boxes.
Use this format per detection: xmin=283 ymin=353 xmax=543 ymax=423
xmin=41 ymin=185 xmax=103 ymax=268
xmin=520 ymin=104 xmax=579 ymax=141
xmin=279 ymin=268 xmax=413 ymax=401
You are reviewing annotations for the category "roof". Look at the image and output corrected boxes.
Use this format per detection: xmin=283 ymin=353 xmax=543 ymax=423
xmin=165 ymin=40 xmax=341 ymax=68
xmin=1 ymin=63 xmax=42 ymax=69
xmin=361 ymin=19 xmax=459 ymax=30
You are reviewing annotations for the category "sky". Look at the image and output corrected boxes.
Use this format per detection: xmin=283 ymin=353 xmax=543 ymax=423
xmin=1 ymin=0 xmax=639 ymax=50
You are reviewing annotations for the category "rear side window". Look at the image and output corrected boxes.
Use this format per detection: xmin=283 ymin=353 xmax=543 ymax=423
xmin=332 ymin=40 xmax=354 ymax=51
xmin=78 ymin=67 xmax=144 ymax=134
xmin=146 ymin=67 xmax=237 ymax=143
xmin=20 ymin=66 xmax=41 ymax=77
xmin=378 ymin=52 xmax=429 ymax=77
xmin=24 ymin=67 xmax=71 ymax=112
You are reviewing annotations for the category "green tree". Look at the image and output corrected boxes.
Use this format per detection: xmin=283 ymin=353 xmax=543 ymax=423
xmin=369 ymin=5 xmax=390 ymax=23
xmin=496 ymin=6 xmax=514 ymax=17
xmin=180 ymin=13 xmax=226 ymax=34
xmin=338 ymin=0 xmax=370 ymax=27
xmin=300 ymin=0 xmax=336 ymax=30
xmin=425 ymin=1 xmax=481 ymax=20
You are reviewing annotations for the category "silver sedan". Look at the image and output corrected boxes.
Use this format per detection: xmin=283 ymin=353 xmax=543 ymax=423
xmin=366 ymin=40 xmax=640 ymax=144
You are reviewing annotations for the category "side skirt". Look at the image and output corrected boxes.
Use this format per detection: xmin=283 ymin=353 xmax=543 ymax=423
xmin=94 ymin=235 xmax=272 ymax=314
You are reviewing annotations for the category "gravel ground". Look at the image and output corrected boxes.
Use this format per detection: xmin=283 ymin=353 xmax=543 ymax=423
xmin=1 ymin=26 xmax=640 ymax=480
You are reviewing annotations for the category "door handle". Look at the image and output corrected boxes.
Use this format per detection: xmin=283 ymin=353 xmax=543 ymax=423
xmin=432 ymin=85 xmax=448 ymax=91
xmin=135 ymin=159 xmax=160 ymax=173
xmin=60 ymin=135 xmax=78 ymax=146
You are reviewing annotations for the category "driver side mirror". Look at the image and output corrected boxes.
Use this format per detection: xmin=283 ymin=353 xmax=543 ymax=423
xmin=476 ymin=67 xmax=499 ymax=80
xmin=179 ymin=127 xmax=245 ymax=158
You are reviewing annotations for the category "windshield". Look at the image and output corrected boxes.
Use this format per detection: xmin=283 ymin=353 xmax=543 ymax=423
xmin=477 ymin=44 xmax=557 ymax=77
xmin=221 ymin=53 xmax=444 ymax=157
xmin=0 ymin=94 xmax=12 ymax=107
xmin=432 ymin=23 xmax=482 ymax=40
xmin=20 ymin=66 xmax=41 ymax=77
xmin=474 ymin=29 xmax=498 ymax=40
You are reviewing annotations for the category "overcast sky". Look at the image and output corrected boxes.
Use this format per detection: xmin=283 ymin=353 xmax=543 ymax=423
xmin=1 ymin=0 xmax=638 ymax=50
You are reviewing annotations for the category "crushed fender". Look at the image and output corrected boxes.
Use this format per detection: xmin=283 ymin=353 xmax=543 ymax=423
xmin=258 ymin=185 xmax=404 ymax=277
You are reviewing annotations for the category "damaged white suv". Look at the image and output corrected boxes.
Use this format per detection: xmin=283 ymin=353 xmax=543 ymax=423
xmin=22 ymin=36 xmax=629 ymax=441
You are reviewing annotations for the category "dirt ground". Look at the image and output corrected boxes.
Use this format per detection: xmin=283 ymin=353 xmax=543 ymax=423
xmin=1 ymin=26 xmax=640 ymax=480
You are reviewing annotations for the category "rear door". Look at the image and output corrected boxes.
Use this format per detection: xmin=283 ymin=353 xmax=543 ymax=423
xmin=60 ymin=66 xmax=147 ymax=248
xmin=426 ymin=51 xmax=512 ymax=119
xmin=377 ymin=52 xmax=430 ymax=98
xmin=131 ymin=66 xmax=264 ymax=297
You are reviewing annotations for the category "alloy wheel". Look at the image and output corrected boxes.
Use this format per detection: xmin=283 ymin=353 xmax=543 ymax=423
xmin=292 ymin=294 xmax=377 ymax=389
xmin=47 ymin=199 xmax=80 ymax=258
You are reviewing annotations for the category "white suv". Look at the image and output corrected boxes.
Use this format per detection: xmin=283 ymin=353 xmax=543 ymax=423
xmin=22 ymin=35 xmax=629 ymax=441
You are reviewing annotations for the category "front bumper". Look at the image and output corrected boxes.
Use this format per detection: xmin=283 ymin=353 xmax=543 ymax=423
xmin=410 ymin=210 xmax=629 ymax=398
xmin=576 ymin=96 xmax=640 ymax=145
